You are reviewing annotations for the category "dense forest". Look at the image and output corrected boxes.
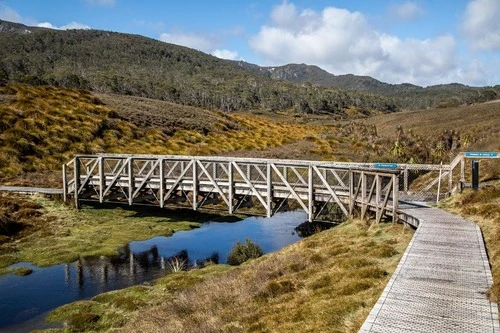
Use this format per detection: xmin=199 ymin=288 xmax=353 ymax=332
xmin=235 ymin=62 xmax=500 ymax=109
xmin=0 ymin=20 xmax=398 ymax=117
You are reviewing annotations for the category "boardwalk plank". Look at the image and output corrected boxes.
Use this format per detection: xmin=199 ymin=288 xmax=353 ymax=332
xmin=360 ymin=204 xmax=500 ymax=332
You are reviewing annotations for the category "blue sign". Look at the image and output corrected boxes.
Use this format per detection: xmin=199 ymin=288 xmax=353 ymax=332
xmin=374 ymin=163 xmax=398 ymax=169
xmin=465 ymin=152 xmax=498 ymax=158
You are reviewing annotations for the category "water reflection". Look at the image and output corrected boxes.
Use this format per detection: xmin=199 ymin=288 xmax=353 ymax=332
xmin=0 ymin=211 xmax=307 ymax=332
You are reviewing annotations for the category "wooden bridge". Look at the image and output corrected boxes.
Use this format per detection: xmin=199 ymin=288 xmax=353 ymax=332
xmin=63 ymin=154 xmax=402 ymax=223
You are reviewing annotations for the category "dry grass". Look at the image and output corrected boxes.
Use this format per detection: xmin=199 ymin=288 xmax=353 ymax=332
xmin=42 ymin=220 xmax=413 ymax=332
xmin=357 ymin=102 xmax=500 ymax=151
xmin=439 ymin=184 xmax=500 ymax=316
xmin=0 ymin=84 xmax=325 ymax=185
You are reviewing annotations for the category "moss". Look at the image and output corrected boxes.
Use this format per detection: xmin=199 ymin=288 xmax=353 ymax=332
xmin=12 ymin=266 xmax=33 ymax=276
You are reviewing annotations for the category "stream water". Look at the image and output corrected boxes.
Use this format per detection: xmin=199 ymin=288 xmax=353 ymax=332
xmin=0 ymin=210 xmax=306 ymax=332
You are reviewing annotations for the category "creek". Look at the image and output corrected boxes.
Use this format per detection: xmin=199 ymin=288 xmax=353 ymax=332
xmin=0 ymin=210 xmax=306 ymax=332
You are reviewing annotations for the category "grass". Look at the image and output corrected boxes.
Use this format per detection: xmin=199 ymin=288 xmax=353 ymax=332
xmin=40 ymin=219 xmax=413 ymax=332
xmin=0 ymin=193 xmax=219 ymax=270
xmin=439 ymin=184 xmax=500 ymax=315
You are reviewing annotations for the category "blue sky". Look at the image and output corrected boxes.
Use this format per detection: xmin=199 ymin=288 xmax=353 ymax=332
xmin=1 ymin=0 xmax=499 ymax=87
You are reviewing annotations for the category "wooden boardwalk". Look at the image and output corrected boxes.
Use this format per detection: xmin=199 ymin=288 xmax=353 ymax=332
xmin=360 ymin=203 xmax=500 ymax=332
xmin=0 ymin=186 xmax=63 ymax=195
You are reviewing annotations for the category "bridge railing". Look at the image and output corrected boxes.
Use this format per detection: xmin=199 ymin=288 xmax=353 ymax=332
xmin=63 ymin=154 xmax=402 ymax=223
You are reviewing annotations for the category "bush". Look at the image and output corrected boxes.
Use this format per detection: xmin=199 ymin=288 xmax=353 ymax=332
xmin=227 ymin=238 xmax=263 ymax=265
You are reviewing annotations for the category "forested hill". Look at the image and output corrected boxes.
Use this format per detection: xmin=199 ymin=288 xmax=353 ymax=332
xmin=0 ymin=19 xmax=398 ymax=117
xmin=234 ymin=62 xmax=500 ymax=109
xmin=0 ymin=19 xmax=498 ymax=114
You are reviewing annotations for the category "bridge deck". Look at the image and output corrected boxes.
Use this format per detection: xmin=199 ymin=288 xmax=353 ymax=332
xmin=360 ymin=204 xmax=499 ymax=332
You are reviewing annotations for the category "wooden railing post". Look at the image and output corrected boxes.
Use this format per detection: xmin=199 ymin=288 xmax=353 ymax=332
xmin=348 ymin=169 xmax=353 ymax=218
xmin=308 ymin=165 xmax=313 ymax=222
xmin=99 ymin=156 xmax=104 ymax=203
xmin=228 ymin=162 xmax=233 ymax=214
xmin=128 ymin=157 xmax=133 ymax=205
xmin=62 ymin=163 xmax=68 ymax=203
xmin=393 ymin=173 xmax=399 ymax=223
xmin=266 ymin=163 xmax=272 ymax=218
xmin=192 ymin=158 xmax=198 ymax=211
xmin=159 ymin=158 xmax=164 ymax=208
xmin=74 ymin=157 xmax=80 ymax=209
xmin=376 ymin=174 xmax=381 ymax=223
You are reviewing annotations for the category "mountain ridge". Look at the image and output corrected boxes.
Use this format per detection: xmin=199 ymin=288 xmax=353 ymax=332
xmin=0 ymin=19 xmax=498 ymax=112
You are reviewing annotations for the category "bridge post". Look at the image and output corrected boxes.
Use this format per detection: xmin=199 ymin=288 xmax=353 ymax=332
xmin=308 ymin=165 xmax=313 ymax=222
xmin=63 ymin=163 xmax=67 ymax=203
xmin=361 ymin=171 xmax=366 ymax=220
xmin=376 ymin=175 xmax=381 ymax=223
xmin=392 ymin=173 xmax=399 ymax=223
xmin=348 ymin=169 xmax=353 ymax=218
xmin=266 ymin=163 xmax=272 ymax=218
xmin=403 ymin=167 xmax=409 ymax=194
xmin=74 ymin=157 xmax=80 ymax=209
xmin=192 ymin=159 xmax=198 ymax=211
xmin=99 ymin=156 xmax=104 ymax=203
xmin=228 ymin=162 xmax=233 ymax=214
xmin=128 ymin=157 xmax=133 ymax=205
xmin=159 ymin=158 xmax=164 ymax=208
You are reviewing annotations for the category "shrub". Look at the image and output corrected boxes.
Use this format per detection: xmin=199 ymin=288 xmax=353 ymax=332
xmin=227 ymin=238 xmax=263 ymax=265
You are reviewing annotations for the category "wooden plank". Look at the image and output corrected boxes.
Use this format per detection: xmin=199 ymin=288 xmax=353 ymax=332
xmin=360 ymin=205 xmax=500 ymax=332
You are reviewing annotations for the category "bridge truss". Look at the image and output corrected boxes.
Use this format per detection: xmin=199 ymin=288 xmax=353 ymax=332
xmin=63 ymin=154 xmax=401 ymax=223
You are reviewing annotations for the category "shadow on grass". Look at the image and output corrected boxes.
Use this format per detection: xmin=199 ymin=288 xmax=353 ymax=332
xmin=80 ymin=201 xmax=243 ymax=224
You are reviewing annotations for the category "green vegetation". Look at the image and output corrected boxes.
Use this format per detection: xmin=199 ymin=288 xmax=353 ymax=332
xmin=41 ymin=220 xmax=412 ymax=332
xmin=227 ymin=238 xmax=264 ymax=265
xmin=240 ymin=63 xmax=500 ymax=109
xmin=0 ymin=21 xmax=398 ymax=115
xmin=0 ymin=193 xmax=206 ymax=271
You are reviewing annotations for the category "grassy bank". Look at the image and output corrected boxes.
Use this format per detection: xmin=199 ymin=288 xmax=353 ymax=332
xmin=439 ymin=184 xmax=500 ymax=316
xmin=0 ymin=193 xmax=222 ymax=274
xmin=41 ymin=219 xmax=413 ymax=332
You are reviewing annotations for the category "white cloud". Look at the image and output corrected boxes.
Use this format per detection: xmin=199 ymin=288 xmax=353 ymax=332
xmin=212 ymin=49 xmax=240 ymax=60
xmin=462 ymin=0 xmax=500 ymax=51
xmin=0 ymin=5 xmax=23 ymax=23
xmin=389 ymin=2 xmax=425 ymax=21
xmin=37 ymin=21 xmax=91 ymax=30
xmin=84 ymin=0 xmax=116 ymax=6
xmin=159 ymin=32 xmax=217 ymax=52
xmin=250 ymin=2 xmax=461 ymax=86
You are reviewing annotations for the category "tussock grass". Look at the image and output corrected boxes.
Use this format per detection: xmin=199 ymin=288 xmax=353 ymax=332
xmin=42 ymin=220 xmax=412 ymax=332
xmin=439 ymin=185 xmax=500 ymax=316
xmin=0 ymin=193 xmax=210 ymax=270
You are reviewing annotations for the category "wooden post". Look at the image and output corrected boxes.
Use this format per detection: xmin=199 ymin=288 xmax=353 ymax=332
xmin=159 ymin=158 xmax=164 ymax=208
xmin=192 ymin=159 xmax=198 ymax=211
xmin=460 ymin=155 xmax=465 ymax=183
xmin=403 ymin=167 xmax=409 ymax=195
xmin=128 ymin=158 xmax=133 ymax=205
xmin=74 ymin=157 xmax=80 ymax=209
xmin=99 ymin=156 xmax=104 ymax=203
xmin=228 ymin=162 xmax=233 ymax=214
xmin=62 ymin=163 xmax=67 ymax=203
xmin=361 ymin=171 xmax=366 ymax=220
xmin=392 ymin=173 xmax=399 ymax=223
xmin=376 ymin=174 xmax=381 ymax=223
xmin=266 ymin=163 xmax=272 ymax=218
xmin=348 ymin=169 xmax=353 ymax=218
xmin=246 ymin=164 xmax=251 ymax=181
xmin=308 ymin=165 xmax=313 ymax=222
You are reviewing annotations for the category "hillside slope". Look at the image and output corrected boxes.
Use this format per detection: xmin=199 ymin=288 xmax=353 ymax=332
xmin=234 ymin=62 xmax=500 ymax=109
xmin=0 ymin=19 xmax=396 ymax=116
